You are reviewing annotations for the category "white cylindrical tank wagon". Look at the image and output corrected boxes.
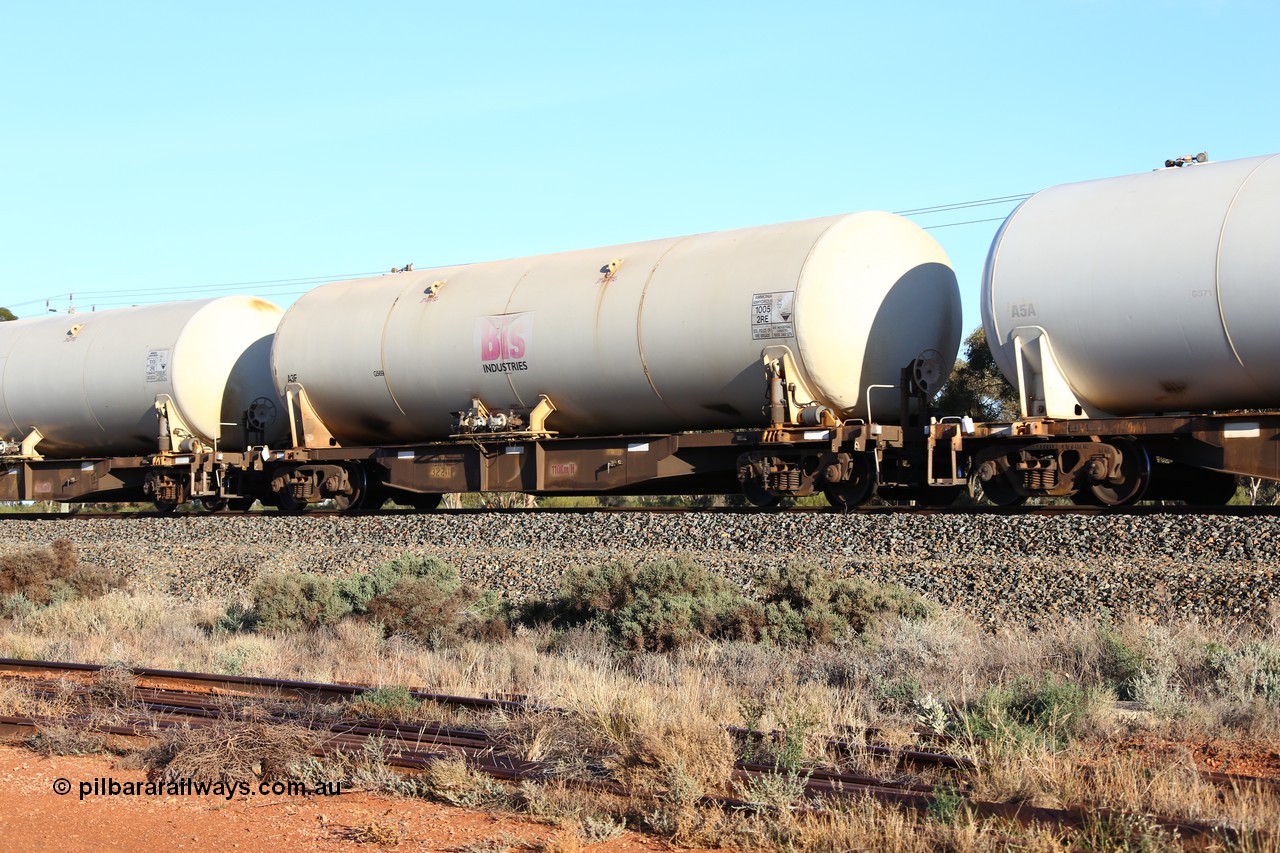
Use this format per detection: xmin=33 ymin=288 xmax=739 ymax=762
xmin=272 ymin=212 xmax=962 ymax=445
xmin=982 ymin=153 xmax=1280 ymax=417
xmin=0 ymin=297 xmax=286 ymax=457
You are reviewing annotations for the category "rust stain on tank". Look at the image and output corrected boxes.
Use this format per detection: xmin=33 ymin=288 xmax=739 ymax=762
xmin=1160 ymin=380 xmax=1188 ymax=394
xmin=249 ymin=298 xmax=276 ymax=313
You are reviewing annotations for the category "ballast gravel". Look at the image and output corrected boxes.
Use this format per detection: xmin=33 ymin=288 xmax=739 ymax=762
xmin=0 ymin=510 xmax=1276 ymax=626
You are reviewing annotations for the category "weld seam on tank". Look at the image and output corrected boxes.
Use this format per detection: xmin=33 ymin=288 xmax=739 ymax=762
xmin=635 ymin=237 xmax=690 ymax=408
xmin=0 ymin=327 xmax=27 ymax=440
xmin=501 ymin=266 xmax=537 ymax=408
xmin=80 ymin=325 xmax=112 ymax=435
xmin=792 ymin=216 xmax=858 ymax=409
xmin=380 ymin=291 xmax=410 ymax=418
xmin=1213 ymin=156 xmax=1271 ymax=371
xmin=981 ymin=199 xmax=1028 ymax=351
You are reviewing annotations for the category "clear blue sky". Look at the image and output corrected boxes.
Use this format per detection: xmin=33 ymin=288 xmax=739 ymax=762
xmin=2 ymin=1 xmax=1275 ymax=332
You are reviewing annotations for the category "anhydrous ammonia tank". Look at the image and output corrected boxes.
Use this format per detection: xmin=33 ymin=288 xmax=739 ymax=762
xmin=273 ymin=212 xmax=961 ymax=444
xmin=0 ymin=297 xmax=286 ymax=456
xmin=983 ymin=153 xmax=1280 ymax=416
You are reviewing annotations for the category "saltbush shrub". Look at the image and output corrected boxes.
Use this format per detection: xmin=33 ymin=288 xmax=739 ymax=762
xmin=539 ymin=558 xmax=933 ymax=652
xmin=963 ymin=674 xmax=1092 ymax=745
xmin=244 ymin=555 xmax=934 ymax=653
xmin=756 ymin=562 xmax=937 ymax=645
xmin=366 ymin=575 xmax=509 ymax=647
xmin=0 ymin=539 xmax=118 ymax=609
xmin=550 ymin=558 xmax=760 ymax=652
xmin=245 ymin=555 xmax=507 ymax=647
xmin=336 ymin=555 xmax=458 ymax=615
xmin=1204 ymin=640 xmax=1280 ymax=704
xmin=249 ymin=572 xmax=349 ymax=632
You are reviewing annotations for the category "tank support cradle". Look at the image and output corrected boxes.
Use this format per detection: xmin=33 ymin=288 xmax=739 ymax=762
xmin=154 ymin=395 xmax=205 ymax=454
xmin=285 ymin=382 xmax=339 ymax=449
xmin=1006 ymin=326 xmax=1089 ymax=420
xmin=450 ymin=395 xmax=558 ymax=439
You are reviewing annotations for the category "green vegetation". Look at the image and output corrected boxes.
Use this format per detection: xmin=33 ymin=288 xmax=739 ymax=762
xmin=2 ymin=548 xmax=1278 ymax=852
xmin=0 ymin=539 xmax=119 ymax=616
xmin=961 ymin=675 xmax=1096 ymax=747
xmin=239 ymin=555 xmax=935 ymax=655
xmin=546 ymin=557 xmax=754 ymax=651
xmin=934 ymin=326 xmax=1020 ymax=422
xmin=531 ymin=558 xmax=935 ymax=651
xmin=246 ymin=556 xmax=507 ymax=647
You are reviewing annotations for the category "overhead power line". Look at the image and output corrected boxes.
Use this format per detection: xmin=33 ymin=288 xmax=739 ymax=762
xmin=921 ymin=215 xmax=1011 ymax=230
xmin=8 ymin=192 xmax=1034 ymax=312
xmin=893 ymin=193 xmax=1030 ymax=217
xmin=7 ymin=271 xmax=384 ymax=311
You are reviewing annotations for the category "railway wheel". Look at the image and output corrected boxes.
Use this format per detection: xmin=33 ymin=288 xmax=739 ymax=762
xmin=361 ymin=481 xmax=391 ymax=511
xmin=823 ymin=458 xmax=877 ymax=510
xmin=331 ymin=465 xmax=368 ymax=513
xmin=1087 ymin=439 xmax=1151 ymax=506
xmin=973 ymin=460 xmax=1026 ymax=507
xmin=273 ymin=489 xmax=308 ymax=514
xmin=153 ymin=497 xmax=181 ymax=514
xmin=741 ymin=480 xmax=781 ymax=509
xmin=227 ymin=496 xmax=256 ymax=512
xmin=199 ymin=497 xmax=227 ymax=513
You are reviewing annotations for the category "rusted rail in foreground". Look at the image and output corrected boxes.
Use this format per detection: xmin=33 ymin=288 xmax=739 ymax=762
xmin=0 ymin=658 xmax=538 ymax=712
xmin=1 ymin=659 xmax=1274 ymax=845
xmin=1 ymin=703 xmax=1266 ymax=846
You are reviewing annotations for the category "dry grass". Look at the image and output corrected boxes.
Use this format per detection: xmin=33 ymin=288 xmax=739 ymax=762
xmin=1 ymin=582 xmax=1278 ymax=850
xmin=411 ymin=756 xmax=510 ymax=808
xmin=150 ymin=717 xmax=319 ymax=786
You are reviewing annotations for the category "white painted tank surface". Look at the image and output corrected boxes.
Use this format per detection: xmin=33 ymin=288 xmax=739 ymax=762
xmin=983 ymin=153 xmax=1280 ymax=416
xmin=272 ymin=212 xmax=961 ymax=444
xmin=0 ymin=297 xmax=285 ymax=456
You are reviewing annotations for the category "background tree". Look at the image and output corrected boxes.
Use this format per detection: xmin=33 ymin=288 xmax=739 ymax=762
xmin=0 ymin=308 xmax=16 ymax=321
xmin=934 ymin=326 xmax=1020 ymax=421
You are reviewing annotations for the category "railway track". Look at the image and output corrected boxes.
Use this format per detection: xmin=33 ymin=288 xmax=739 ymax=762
xmin=1 ymin=659 xmax=1274 ymax=846
xmin=2 ymin=504 xmax=1279 ymax=521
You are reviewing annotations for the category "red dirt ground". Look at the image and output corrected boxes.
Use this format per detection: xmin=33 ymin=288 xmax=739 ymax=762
xmin=1117 ymin=734 xmax=1280 ymax=779
xmin=0 ymin=746 xmax=722 ymax=852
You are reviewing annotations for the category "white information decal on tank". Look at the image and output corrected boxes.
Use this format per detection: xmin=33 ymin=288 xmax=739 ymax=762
xmin=751 ymin=291 xmax=795 ymax=340
xmin=145 ymin=349 xmax=170 ymax=383
xmin=477 ymin=313 xmax=532 ymax=374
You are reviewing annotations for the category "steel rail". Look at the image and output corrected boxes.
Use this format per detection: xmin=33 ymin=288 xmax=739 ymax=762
xmin=2 ymin=504 xmax=1278 ymax=520
xmin=3 ymin=659 xmax=1275 ymax=842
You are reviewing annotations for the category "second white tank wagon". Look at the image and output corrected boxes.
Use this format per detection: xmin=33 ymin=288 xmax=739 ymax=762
xmin=271 ymin=212 xmax=961 ymax=444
